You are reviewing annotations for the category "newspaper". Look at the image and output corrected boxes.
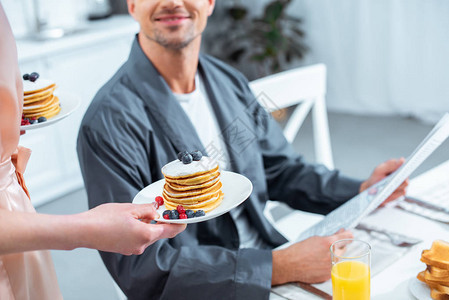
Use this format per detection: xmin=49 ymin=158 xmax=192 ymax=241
xmin=295 ymin=113 xmax=449 ymax=242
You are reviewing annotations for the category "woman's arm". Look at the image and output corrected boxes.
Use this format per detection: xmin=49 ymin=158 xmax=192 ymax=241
xmin=0 ymin=203 xmax=185 ymax=255
xmin=0 ymin=3 xmax=23 ymax=162
xmin=0 ymin=4 xmax=186 ymax=256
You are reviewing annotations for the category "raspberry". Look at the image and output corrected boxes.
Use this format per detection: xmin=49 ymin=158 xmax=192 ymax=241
xmin=177 ymin=205 xmax=185 ymax=214
xmin=163 ymin=214 xmax=170 ymax=220
xmin=162 ymin=210 xmax=170 ymax=217
xmin=179 ymin=213 xmax=187 ymax=219
xmin=155 ymin=196 xmax=164 ymax=206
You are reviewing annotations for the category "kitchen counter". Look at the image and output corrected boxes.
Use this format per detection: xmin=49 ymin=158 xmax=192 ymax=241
xmin=17 ymin=15 xmax=139 ymax=63
xmin=18 ymin=15 xmax=138 ymax=206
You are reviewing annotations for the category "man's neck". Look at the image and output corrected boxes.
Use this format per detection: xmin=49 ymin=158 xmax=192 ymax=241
xmin=138 ymin=32 xmax=200 ymax=94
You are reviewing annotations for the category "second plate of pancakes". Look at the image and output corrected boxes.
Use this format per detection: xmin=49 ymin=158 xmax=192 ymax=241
xmin=20 ymin=91 xmax=81 ymax=130
xmin=133 ymin=171 xmax=253 ymax=224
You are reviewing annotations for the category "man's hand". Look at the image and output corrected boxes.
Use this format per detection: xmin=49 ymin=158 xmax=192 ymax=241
xmin=271 ymin=229 xmax=353 ymax=285
xmin=359 ymin=158 xmax=408 ymax=205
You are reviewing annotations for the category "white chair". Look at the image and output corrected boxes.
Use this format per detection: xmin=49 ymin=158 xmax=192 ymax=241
xmin=249 ymin=63 xmax=334 ymax=170
xmin=249 ymin=64 xmax=334 ymax=227
xmin=113 ymin=281 xmax=127 ymax=300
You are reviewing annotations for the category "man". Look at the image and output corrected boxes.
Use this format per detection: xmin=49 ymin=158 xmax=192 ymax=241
xmin=77 ymin=0 xmax=407 ymax=299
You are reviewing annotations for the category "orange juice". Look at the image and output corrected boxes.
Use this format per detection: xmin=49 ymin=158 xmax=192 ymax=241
xmin=331 ymin=260 xmax=370 ymax=300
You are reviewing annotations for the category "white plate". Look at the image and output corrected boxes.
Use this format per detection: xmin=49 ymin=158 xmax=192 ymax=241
xmin=133 ymin=171 xmax=253 ymax=224
xmin=408 ymin=276 xmax=431 ymax=300
xmin=20 ymin=91 xmax=81 ymax=130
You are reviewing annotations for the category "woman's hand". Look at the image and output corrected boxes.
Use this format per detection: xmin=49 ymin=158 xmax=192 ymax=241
xmin=80 ymin=203 xmax=186 ymax=255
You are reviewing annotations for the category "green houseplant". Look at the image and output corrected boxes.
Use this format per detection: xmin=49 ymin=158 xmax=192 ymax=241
xmin=208 ymin=0 xmax=308 ymax=79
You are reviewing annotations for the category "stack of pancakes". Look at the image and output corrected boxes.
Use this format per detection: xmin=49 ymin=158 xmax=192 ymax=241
xmin=23 ymin=79 xmax=60 ymax=119
xmin=161 ymin=156 xmax=223 ymax=213
xmin=417 ymin=240 xmax=449 ymax=300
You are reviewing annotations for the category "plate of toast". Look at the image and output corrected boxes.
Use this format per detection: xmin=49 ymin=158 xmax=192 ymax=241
xmin=411 ymin=240 xmax=449 ymax=300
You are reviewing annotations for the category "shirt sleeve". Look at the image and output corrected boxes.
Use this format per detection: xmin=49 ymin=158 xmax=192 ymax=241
xmin=240 ymin=80 xmax=362 ymax=215
xmin=77 ymin=117 xmax=273 ymax=300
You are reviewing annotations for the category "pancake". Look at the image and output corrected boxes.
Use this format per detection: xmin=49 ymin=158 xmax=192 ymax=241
xmin=23 ymin=79 xmax=56 ymax=95
xmin=163 ymin=182 xmax=222 ymax=204
xmin=24 ymin=105 xmax=61 ymax=119
xmin=24 ymin=93 xmax=56 ymax=108
xmin=165 ymin=191 xmax=224 ymax=213
xmin=161 ymin=155 xmax=223 ymax=214
xmin=22 ymin=76 xmax=60 ymax=120
xmin=23 ymin=96 xmax=59 ymax=113
xmin=23 ymin=87 xmax=56 ymax=103
xmin=23 ymin=96 xmax=60 ymax=119
xmin=168 ymin=175 xmax=220 ymax=192
xmin=165 ymin=170 xmax=220 ymax=186
xmin=164 ymin=181 xmax=222 ymax=198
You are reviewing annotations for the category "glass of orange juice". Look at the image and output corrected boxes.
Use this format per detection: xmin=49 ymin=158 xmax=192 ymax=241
xmin=330 ymin=239 xmax=371 ymax=300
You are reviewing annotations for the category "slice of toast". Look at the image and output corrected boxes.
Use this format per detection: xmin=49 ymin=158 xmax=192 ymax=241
xmin=425 ymin=270 xmax=449 ymax=286
xmin=421 ymin=241 xmax=449 ymax=270
xmin=431 ymin=288 xmax=449 ymax=300
xmin=418 ymin=270 xmax=449 ymax=293
xmin=429 ymin=265 xmax=449 ymax=278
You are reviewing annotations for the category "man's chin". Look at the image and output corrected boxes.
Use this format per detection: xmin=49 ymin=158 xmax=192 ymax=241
xmin=166 ymin=42 xmax=190 ymax=51
xmin=158 ymin=36 xmax=196 ymax=50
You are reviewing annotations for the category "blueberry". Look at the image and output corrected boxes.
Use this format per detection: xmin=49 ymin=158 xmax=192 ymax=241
xmin=38 ymin=117 xmax=47 ymax=123
xmin=190 ymin=150 xmax=203 ymax=161
xmin=29 ymin=74 xmax=38 ymax=82
xmin=169 ymin=210 xmax=179 ymax=219
xmin=195 ymin=210 xmax=205 ymax=217
xmin=29 ymin=119 xmax=37 ymax=124
xmin=29 ymin=72 xmax=39 ymax=82
xmin=177 ymin=151 xmax=189 ymax=161
xmin=23 ymin=73 xmax=30 ymax=80
xmin=181 ymin=153 xmax=193 ymax=164
xmin=162 ymin=210 xmax=170 ymax=218
xmin=185 ymin=210 xmax=195 ymax=218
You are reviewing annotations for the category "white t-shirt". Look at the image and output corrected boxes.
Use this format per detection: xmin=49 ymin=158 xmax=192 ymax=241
xmin=173 ymin=73 xmax=266 ymax=249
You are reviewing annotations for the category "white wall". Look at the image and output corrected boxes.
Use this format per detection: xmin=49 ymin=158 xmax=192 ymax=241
xmin=228 ymin=0 xmax=449 ymax=124
xmin=3 ymin=0 xmax=88 ymax=37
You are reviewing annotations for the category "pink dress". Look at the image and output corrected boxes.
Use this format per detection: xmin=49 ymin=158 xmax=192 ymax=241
xmin=0 ymin=148 xmax=62 ymax=300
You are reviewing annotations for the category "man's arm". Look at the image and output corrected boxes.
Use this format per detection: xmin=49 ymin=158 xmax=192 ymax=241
xmin=77 ymin=120 xmax=273 ymax=299
xmin=272 ymin=229 xmax=353 ymax=285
